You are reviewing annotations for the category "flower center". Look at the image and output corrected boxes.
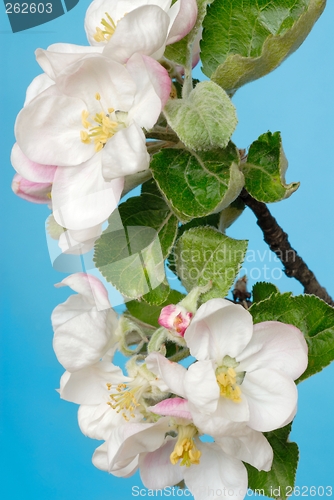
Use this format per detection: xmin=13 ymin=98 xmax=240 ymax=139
xmin=80 ymin=93 xmax=126 ymax=152
xmin=216 ymin=356 xmax=244 ymax=403
xmin=170 ymin=424 xmax=201 ymax=467
xmin=106 ymin=382 xmax=141 ymax=421
xmin=94 ymin=12 xmax=117 ymax=43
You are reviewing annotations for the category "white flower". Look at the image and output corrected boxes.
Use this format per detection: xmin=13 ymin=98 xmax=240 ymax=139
xmin=95 ymin=397 xmax=254 ymax=500
xmin=85 ymin=0 xmax=198 ymax=63
xmin=146 ymin=299 xmax=308 ymax=432
xmin=52 ymin=272 xmax=119 ymax=372
xmin=15 ymin=53 xmax=170 ymax=230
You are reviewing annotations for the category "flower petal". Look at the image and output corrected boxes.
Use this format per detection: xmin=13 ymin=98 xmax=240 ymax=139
xmin=102 ymin=6 xmax=170 ymax=63
xmin=58 ymin=362 xmax=127 ymax=404
xmin=101 ymin=124 xmax=149 ymax=180
xmin=36 ymin=43 xmax=103 ymax=80
xmin=185 ymin=299 xmax=253 ymax=362
xmin=52 ymin=155 xmax=124 ymax=230
xmin=108 ymin=418 xmax=170 ymax=470
xmin=216 ymin=424 xmax=273 ymax=472
xmin=184 ymin=360 xmax=219 ymax=413
xmin=140 ymin=437 xmax=184 ymax=490
xmin=149 ymin=398 xmax=192 ymax=420
xmin=24 ymin=73 xmax=54 ymax=106
xmin=11 ymin=174 xmax=52 ymax=204
xmin=145 ymin=352 xmax=187 ymax=398
xmin=78 ymin=402 xmax=129 ymax=440
xmin=167 ymin=0 xmax=198 ymax=45
xmin=11 ymin=143 xmax=56 ymax=183
xmin=184 ymin=442 xmax=248 ymax=500
xmin=126 ymin=53 xmax=171 ymax=122
xmin=242 ymin=368 xmax=298 ymax=432
xmin=237 ymin=321 xmax=308 ymax=380
xmin=15 ymin=92 xmax=92 ymax=167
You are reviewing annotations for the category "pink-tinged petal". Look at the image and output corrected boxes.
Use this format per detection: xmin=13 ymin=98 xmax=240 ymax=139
xmin=158 ymin=304 xmax=192 ymax=336
xmin=11 ymin=174 xmax=52 ymax=204
xmin=184 ymin=360 xmax=219 ymax=413
xmin=167 ymin=0 xmax=198 ymax=45
xmin=184 ymin=442 xmax=248 ymax=500
xmin=15 ymin=92 xmax=92 ymax=167
xmin=102 ymin=124 xmax=149 ymax=180
xmin=11 ymin=143 xmax=56 ymax=183
xmin=149 ymin=398 xmax=192 ymax=420
xmin=92 ymin=442 xmax=109 ymax=471
xmin=52 ymin=155 xmax=124 ymax=231
xmin=36 ymin=44 xmax=103 ymax=80
xmin=237 ymin=321 xmax=308 ymax=380
xmin=24 ymin=73 xmax=54 ymax=106
xmin=242 ymin=368 xmax=298 ymax=432
xmin=56 ymin=55 xmax=135 ymax=115
xmin=108 ymin=418 xmax=170 ymax=470
xmin=145 ymin=352 xmax=187 ymax=398
xmin=53 ymin=272 xmax=111 ymax=310
xmin=58 ymin=362 xmax=127 ymax=403
xmin=140 ymin=437 xmax=184 ymax=490
xmin=216 ymin=424 xmax=273 ymax=472
xmin=185 ymin=299 xmax=253 ymax=362
xmin=127 ymin=53 xmax=171 ymax=114
xmin=102 ymin=6 xmax=169 ymax=63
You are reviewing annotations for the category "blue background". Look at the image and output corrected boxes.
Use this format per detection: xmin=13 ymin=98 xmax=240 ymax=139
xmin=0 ymin=1 xmax=333 ymax=499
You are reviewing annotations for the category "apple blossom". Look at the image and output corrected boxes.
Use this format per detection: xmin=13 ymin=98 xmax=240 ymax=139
xmin=95 ymin=396 xmax=271 ymax=500
xmin=85 ymin=0 xmax=198 ymax=63
xmin=15 ymin=53 xmax=170 ymax=230
xmin=52 ymin=272 xmax=119 ymax=372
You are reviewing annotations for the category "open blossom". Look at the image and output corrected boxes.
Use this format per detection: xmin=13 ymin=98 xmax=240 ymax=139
xmin=91 ymin=397 xmax=272 ymax=500
xmin=85 ymin=0 xmax=198 ymax=62
xmin=147 ymin=299 xmax=308 ymax=433
xmin=52 ymin=273 xmax=119 ymax=372
xmin=15 ymin=53 xmax=170 ymax=230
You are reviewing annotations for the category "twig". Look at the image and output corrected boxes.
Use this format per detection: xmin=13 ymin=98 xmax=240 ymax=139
xmin=145 ymin=125 xmax=179 ymax=143
xmin=239 ymin=188 xmax=334 ymax=307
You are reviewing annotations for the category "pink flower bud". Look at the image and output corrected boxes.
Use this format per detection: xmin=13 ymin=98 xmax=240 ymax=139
xmin=158 ymin=304 xmax=193 ymax=337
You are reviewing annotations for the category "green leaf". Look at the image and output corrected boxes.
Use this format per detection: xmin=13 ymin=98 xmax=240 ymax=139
xmin=150 ymin=144 xmax=244 ymax=223
xmin=242 ymin=131 xmax=299 ymax=202
xmin=94 ymin=184 xmax=178 ymax=304
xmin=164 ymin=81 xmax=237 ymax=151
xmin=201 ymin=0 xmax=326 ymax=93
xmin=249 ymin=293 xmax=334 ymax=382
xmin=252 ymin=282 xmax=280 ymax=303
xmin=174 ymin=227 xmax=248 ymax=301
xmin=246 ymin=424 xmax=298 ymax=500
xmin=164 ymin=0 xmax=211 ymax=67
xmin=127 ymin=289 xmax=186 ymax=328
xmin=218 ymin=198 xmax=245 ymax=232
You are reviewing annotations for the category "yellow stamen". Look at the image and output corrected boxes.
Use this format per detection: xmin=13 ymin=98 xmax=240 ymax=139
xmin=95 ymin=92 xmax=101 ymax=101
xmin=106 ymin=382 xmax=140 ymax=421
xmin=81 ymin=110 xmax=90 ymax=129
xmin=94 ymin=12 xmax=117 ymax=43
xmin=216 ymin=367 xmax=242 ymax=403
xmin=80 ymin=98 xmax=119 ymax=151
xmin=170 ymin=425 xmax=201 ymax=467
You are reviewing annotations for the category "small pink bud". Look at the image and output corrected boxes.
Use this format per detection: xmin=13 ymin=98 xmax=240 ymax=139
xmin=158 ymin=304 xmax=193 ymax=337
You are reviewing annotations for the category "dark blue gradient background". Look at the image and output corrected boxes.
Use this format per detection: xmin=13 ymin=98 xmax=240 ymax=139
xmin=1 ymin=2 xmax=333 ymax=499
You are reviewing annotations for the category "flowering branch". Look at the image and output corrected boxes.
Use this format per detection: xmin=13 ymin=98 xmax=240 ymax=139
xmin=145 ymin=125 xmax=179 ymax=142
xmin=239 ymin=188 xmax=334 ymax=307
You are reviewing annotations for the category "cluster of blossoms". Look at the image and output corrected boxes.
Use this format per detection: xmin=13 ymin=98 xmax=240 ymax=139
xmin=11 ymin=0 xmax=198 ymax=252
xmin=52 ymin=272 xmax=308 ymax=499
xmin=11 ymin=1 xmax=310 ymax=498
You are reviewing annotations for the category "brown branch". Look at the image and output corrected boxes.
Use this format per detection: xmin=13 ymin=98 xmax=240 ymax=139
xmin=145 ymin=125 xmax=179 ymax=143
xmin=239 ymin=188 xmax=334 ymax=307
